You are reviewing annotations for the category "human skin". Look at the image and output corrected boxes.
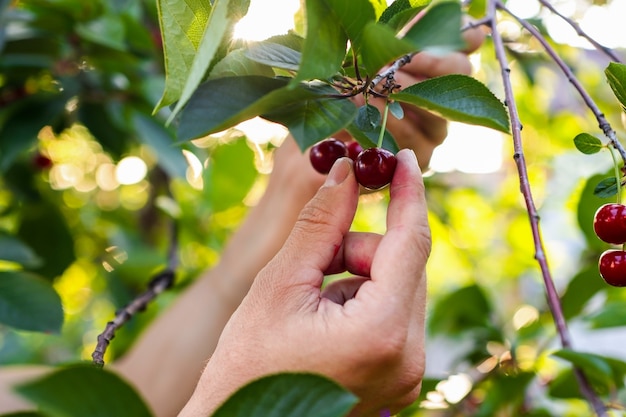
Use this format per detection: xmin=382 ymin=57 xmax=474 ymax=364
xmin=177 ymin=150 xmax=430 ymax=416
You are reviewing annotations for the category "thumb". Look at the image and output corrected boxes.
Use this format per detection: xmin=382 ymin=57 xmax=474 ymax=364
xmin=269 ymin=157 xmax=359 ymax=288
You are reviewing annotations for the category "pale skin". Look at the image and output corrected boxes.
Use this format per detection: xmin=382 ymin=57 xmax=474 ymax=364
xmin=0 ymin=26 xmax=484 ymax=417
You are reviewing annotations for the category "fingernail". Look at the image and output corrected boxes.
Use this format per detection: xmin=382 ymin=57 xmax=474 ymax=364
xmin=398 ymin=148 xmax=418 ymax=169
xmin=324 ymin=157 xmax=351 ymax=187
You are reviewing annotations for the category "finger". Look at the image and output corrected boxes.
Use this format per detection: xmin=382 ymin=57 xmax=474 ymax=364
xmin=462 ymin=22 xmax=486 ymax=53
xmin=320 ymin=276 xmax=370 ymax=305
xmin=404 ymin=51 xmax=473 ymax=79
xmin=370 ymin=149 xmax=431 ymax=303
xmin=324 ymin=231 xmax=382 ymax=276
xmin=266 ymin=157 xmax=359 ymax=288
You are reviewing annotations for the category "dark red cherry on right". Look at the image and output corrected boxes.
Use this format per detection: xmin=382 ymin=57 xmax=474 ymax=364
xmin=593 ymin=203 xmax=626 ymax=244
xmin=309 ymin=139 xmax=348 ymax=174
xmin=599 ymin=249 xmax=626 ymax=287
xmin=354 ymin=147 xmax=397 ymax=190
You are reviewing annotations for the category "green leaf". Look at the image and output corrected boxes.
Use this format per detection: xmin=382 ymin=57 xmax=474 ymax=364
xmin=388 ymin=101 xmax=404 ymax=119
xmin=211 ymin=373 xmax=357 ymax=417
xmin=210 ymin=48 xmax=275 ymax=78
xmin=168 ymin=0 xmax=251 ymax=121
xmin=132 ymin=112 xmax=188 ymax=178
xmin=17 ymin=200 xmax=76 ymax=280
xmin=16 ymin=365 xmax=153 ymax=417
xmin=0 ymin=412 xmax=48 ymax=417
xmin=75 ymin=14 xmax=127 ymax=51
xmin=0 ymin=271 xmax=63 ymax=333
xmin=154 ymin=0 xmax=212 ymax=111
xmin=573 ymin=133 xmax=603 ymax=154
xmin=360 ymin=22 xmax=415 ymax=75
xmin=244 ymin=42 xmax=301 ymax=72
xmin=345 ymin=123 xmax=399 ymax=154
xmin=391 ymin=74 xmax=510 ymax=133
xmin=577 ymin=172 xmax=616 ymax=250
xmin=428 ymin=284 xmax=493 ymax=334
xmin=178 ymin=76 xmax=309 ymax=141
xmin=552 ymin=349 xmax=614 ymax=387
xmin=290 ymin=0 xmax=347 ymax=85
xmin=605 ymin=62 xmax=626 ymax=112
xmin=264 ymin=92 xmax=358 ymax=152
xmin=0 ymin=234 xmax=42 ymax=268
xmin=204 ymin=138 xmax=257 ymax=212
xmin=402 ymin=2 xmax=465 ymax=54
xmin=560 ymin=266 xmax=606 ymax=320
xmin=355 ymin=104 xmax=381 ymax=132
xmin=594 ymin=177 xmax=618 ymax=198
xmin=379 ymin=0 xmax=430 ymax=32
xmin=585 ymin=301 xmax=626 ymax=329
xmin=322 ymin=0 xmax=376 ymax=52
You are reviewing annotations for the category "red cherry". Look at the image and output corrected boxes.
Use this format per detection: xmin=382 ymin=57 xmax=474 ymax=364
xmin=593 ymin=203 xmax=626 ymax=244
xmin=32 ymin=153 xmax=53 ymax=170
xmin=599 ymin=250 xmax=626 ymax=287
xmin=354 ymin=148 xmax=397 ymax=190
xmin=309 ymin=139 xmax=348 ymax=174
xmin=346 ymin=141 xmax=363 ymax=161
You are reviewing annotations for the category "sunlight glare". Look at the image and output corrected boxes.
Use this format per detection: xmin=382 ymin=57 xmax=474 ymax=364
xmin=430 ymin=123 xmax=504 ymax=174
xmin=233 ymin=0 xmax=300 ymax=41
xmin=115 ymin=156 xmax=147 ymax=185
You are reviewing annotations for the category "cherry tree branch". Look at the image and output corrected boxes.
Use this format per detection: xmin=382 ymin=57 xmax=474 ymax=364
xmin=537 ymin=0 xmax=623 ymax=64
xmin=498 ymin=1 xmax=626 ymax=166
xmin=488 ymin=1 xmax=608 ymax=415
xmin=92 ymin=206 xmax=179 ymax=368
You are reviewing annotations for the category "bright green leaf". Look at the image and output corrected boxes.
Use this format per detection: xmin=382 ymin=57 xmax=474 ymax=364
xmin=573 ymin=133 xmax=603 ymax=154
xmin=323 ymin=0 xmax=376 ymax=52
xmin=204 ymin=138 xmax=257 ymax=212
xmin=560 ymin=266 xmax=606 ymax=320
xmin=379 ymin=0 xmax=430 ymax=32
xmin=0 ymin=234 xmax=42 ymax=268
xmin=355 ymin=104 xmax=381 ymax=131
xmin=391 ymin=74 xmax=510 ymax=133
xmin=16 ymin=365 xmax=153 ymax=417
xmin=290 ymin=0 xmax=347 ymax=85
xmin=577 ymin=172 xmax=616 ymax=249
xmin=585 ymin=301 xmax=626 ymax=329
xmin=210 ymin=48 xmax=275 ymax=78
xmin=360 ymin=22 xmax=415 ymax=75
xmin=244 ymin=42 xmax=301 ymax=72
xmin=211 ymin=373 xmax=357 ymax=417
xmin=594 ymin=177 xmax=618 ymax=198
xmin=605 ymin=62 xmax=626 ymax=112
xmin=0 ymin=271 xmax=63 ymax=333
xmin=154 ymin=0 xmax=212 ymax=111
xmin=402 ymin=2 xmax=465 ymax=54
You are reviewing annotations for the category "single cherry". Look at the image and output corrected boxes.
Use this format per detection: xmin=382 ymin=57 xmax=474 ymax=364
xmin=309 ymin=138 xmax=348 ymax=174
xmin=346 ymin=141 xmax=363 ymax=161
xmin=354 ymin=147 xmax=397 ymax=190
xmin=599 ymin=249 xmax=626 ymax=287
xmin=593 ymin=203 xmax=626 ymax=244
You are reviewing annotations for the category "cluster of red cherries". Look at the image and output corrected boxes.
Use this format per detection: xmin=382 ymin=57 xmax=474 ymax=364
xmin=309 ymin=138 xmax=397 ymax=190
xmin=594 ymin=203 xmax=626 ymax=286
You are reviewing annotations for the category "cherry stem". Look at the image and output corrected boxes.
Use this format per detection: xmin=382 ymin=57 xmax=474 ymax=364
xmin=488 ymin=1 xmax=608 ymax=415
xmin=378 ymin=101 xmax=390 ymax=148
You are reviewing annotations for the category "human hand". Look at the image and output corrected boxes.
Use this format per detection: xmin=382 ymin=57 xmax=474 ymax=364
xmin=179 ymin=149 xmax=431 ymax=416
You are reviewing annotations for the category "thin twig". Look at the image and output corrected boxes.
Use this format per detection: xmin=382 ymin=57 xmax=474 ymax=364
xmin=498 ymin=1 xmax=626 ymax=165
xmin=92 ymin=194 xmax=179 ymax=368
xmin=537 ymin=0 xmax=623 ymax=64
xmin=488 ymin=1 xmax=608 ymax=415
xmin=369 ymin=52 xmax=416 ymax=91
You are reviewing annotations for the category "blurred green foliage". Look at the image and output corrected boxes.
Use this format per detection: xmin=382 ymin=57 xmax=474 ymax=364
xmin=1 ymin=0 xmax=626 ymax=416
